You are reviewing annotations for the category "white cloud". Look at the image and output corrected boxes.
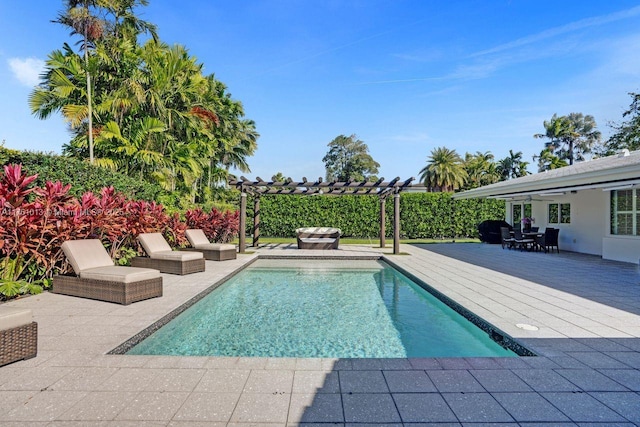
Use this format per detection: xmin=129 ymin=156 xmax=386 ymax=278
xmin=8 ymin=57 xmax=45 ymax=87
xmin=471 ymin=5 xmax=640 ymax=58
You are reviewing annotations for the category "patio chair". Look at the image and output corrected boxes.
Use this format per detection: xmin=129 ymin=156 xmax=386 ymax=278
xmin=500 ymin=227 xmax=515 ymax=249
xmin=53 ymin=239 xmax=163 ymax=305
xmin=0 ymin=307 xmax=37 ymax=366
xmin=536 ymin=228 xmax=560 ymax=253
xmin=132 ymin=233 xmax=205 ymax=275
xmin=184 ymin=229 xmax=237 ymax=261
xmin=296 ymin=227 xmax=341 ymax=249
xmin=513 ymin=229 xmax=535 ymax=251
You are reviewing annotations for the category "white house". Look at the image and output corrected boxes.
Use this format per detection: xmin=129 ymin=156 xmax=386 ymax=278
xmin=453 ymin=149 xmax=640 ymax=264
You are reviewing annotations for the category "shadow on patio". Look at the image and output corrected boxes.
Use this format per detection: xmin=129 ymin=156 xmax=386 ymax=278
xmin=412 ymin=242 xmax=640 ymax=316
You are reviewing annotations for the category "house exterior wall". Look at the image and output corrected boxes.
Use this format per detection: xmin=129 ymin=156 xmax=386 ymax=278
xmin=508 ymin=188 xmax=639 ymax=263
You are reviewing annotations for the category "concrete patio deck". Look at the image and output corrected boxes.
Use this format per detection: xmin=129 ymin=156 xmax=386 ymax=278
xmin=1 ymin=242 xmax=639 ymax=425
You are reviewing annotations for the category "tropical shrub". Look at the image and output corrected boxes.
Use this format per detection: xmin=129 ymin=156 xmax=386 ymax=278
xmin=0 ymin=164 xmax=238 ymax=300
xmin=185 ymin=208 xmax=239 ymax=243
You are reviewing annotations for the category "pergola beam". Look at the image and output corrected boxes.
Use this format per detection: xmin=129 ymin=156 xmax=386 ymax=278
xmin=231 ymin=177 xmax=415 ymax=254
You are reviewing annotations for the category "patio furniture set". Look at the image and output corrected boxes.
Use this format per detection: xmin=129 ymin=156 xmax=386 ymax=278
xmin=501 ymin=226 xmax=560 ymax=253
xmin=0 ymin=230 xmax=238 ymax=367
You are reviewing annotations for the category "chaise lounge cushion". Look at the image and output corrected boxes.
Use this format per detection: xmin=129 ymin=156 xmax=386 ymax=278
xmin=138 ymin=233 xmax=204 ymax=261
xmin=185 ymin=229 xmax=236 ymax=250
xmin=147 ymin=250 xmax=203 ymax=261
xmin=62 ymin=240 xmax=114 ymax=274
xmin=0 ymin=307 xmax=33 ymax=332
xmin=80 ymin=266 xmax=160 ymax=283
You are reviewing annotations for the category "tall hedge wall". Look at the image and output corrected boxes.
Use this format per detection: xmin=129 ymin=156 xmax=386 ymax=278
xmin=248 ymin=193 xmax=505 ymax=239
xmin=0 ymin=147 xmax=177 ymax=207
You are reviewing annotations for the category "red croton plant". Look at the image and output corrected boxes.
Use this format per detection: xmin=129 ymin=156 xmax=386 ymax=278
xmin=0 ymin=164 xmax=239 ymax=297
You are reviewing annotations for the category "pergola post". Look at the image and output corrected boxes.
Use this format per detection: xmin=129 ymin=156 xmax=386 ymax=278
xmin=393 ymin=192 xmax=400 ymax=254
xmin=253 ymin=196 xmax=260 ymax=247
xmin=239 ymin=192 xmax=247 ymax=253
xmin=379 ymin=197 xmax=386 ymax=248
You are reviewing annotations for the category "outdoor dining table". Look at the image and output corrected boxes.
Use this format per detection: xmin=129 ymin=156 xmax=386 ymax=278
xmin=522 ymin=231 xmax=544 ymax=251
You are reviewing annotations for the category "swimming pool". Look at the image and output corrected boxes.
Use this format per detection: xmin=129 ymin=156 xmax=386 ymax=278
xmin=126 ymin=259 xmax=519 ymax=358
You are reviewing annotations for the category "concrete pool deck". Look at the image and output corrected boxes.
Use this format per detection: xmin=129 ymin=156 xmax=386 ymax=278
xmin=0 ymin=242 xmax=639 ymax=425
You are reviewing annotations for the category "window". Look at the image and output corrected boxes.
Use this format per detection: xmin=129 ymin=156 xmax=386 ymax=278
xmin=512 ymin=203 xmax=531 ymax=225
xmin=548 ymin=203 xmax=570 ymax=224
xmin=611 ymin=189 xmax=638 ymax=235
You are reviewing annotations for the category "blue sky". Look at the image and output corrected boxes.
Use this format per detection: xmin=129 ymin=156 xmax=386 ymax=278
xmin=1 ymin=1 xmax=639 ymax=181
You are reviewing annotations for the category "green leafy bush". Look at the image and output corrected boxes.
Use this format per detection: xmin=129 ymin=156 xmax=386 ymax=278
xmin=249 ymin=193 xmax=504 ymax=239
xmin=0 ymin=147 xmax=175 ymax=208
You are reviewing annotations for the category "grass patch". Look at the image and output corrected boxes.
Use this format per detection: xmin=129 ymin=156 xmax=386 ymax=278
xmin=232 ymin=237 xmax=480 ymax=245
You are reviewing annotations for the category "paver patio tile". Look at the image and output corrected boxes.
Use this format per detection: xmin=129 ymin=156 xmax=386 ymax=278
xmin=350 ymin=359 xmax=383 ymax=370
xmin=115 ymin=391 xmax=189 ymax=421
xmin=379 ymin=358 xmax=413 ymax=370
xmin=408 ymin=358 xmax=442 ymax=370
xmin=1 ymin=390 xmax=86 ymax=422
xmin=288 ymin=393 xmax=343 ymax=423
xmin=383 ymin=370 xmax=437 ymax=393
xmin=292 ymin=371 xmax=340 ymax=393
xmin=51 ymin=367 xmax=118 ymax=391
xmin=0 ymin=366 xmax=74 ymax=391
xmin=427 ymin=370 xmax=484 ymax=392
xmin=606 ymin=351 xmax=640 ymax=367
xmin=149 ymin=368 xmax=206 ymax=392
xmin=57 ymin=391 xmax=136 ymax=421
xmin=595 ymin=369 xmax=640 ymax=391
xmin=469 ymin=369 xmax=532 ymax=392
xmin=565 ymin=352 xmax=630 ymax=369
xmin=0 ymin=390 xmax=37 ymax=416
xmin=172 ymin=392 xmax=240 ymax=422
xmin=437 ymin=358 xmax=473 ymax=369
xmin=511 ymin=369 xmax=580 ymax=392
xmin=342 ymin=393 xmax=400 ymax=423
xmin=556 ymin=369 xmax=630 ymax=391
xmin=492 ymin=392 xmax=570 ymax=422
xmin=392 ymin=393 xmax=457 ymax=422
xmin=230 ymin=392 xmax=291 ymax=423
xmin=194 ymin=369 xmax=250 ymax=393
xmin=243 ymin=370 xmax=294 ymax=394
xmin=589 ymin=391 xmax=640 ymax=423
xmin=339 ymin=370 xmax=389 ymax=393
xmin=541 ymin=392 xmax=627 ymax=422
xmin=442 ymin=393 xmax=514 ymax=423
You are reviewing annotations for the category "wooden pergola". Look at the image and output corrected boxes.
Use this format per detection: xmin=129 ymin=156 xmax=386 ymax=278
xmin=229 ymin=176 xmax=415 ymax=254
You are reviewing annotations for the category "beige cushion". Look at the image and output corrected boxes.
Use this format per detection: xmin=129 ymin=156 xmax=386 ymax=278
xmin=193 ymin=243 xmax=236 ymax=251
xmin=80 ymin=266 xmax=160 ymax=284
xmin=150 ymin=250 xmax=203 ymax=261
xmin=0 ymin=307 xmax=32 ymax=331
xmin=296 ymin=227 xmax=341 ymax=235
xmin=185 ymin=229 xmax=210 ymax=247
xmin=137 ymin=233 xmax=172 ymax=256
xmin=62 ymin=240 xmax=114 ymax=274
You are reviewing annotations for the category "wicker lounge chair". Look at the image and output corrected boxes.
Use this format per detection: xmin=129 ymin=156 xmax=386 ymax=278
xmin=184 ymin=229 xmax=237 ymax=261
xmin=131 ymin=233 xmax=205 ymax=275
xmin=0 ymin=307 xmax=37 ymax=366
xmin=54 ymin=239 xmax=163 ymax=304
xmin=296 ymin=227 xmax=341 ymax=249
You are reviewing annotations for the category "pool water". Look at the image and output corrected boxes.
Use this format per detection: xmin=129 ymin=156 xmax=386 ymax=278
xmin=127 ymin=260 xmax=516 ymax=358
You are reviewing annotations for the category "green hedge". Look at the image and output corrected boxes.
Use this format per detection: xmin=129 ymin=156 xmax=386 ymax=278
xmin=248 ymin=193 xmax=505 ymax=239
xmin=0 ymin=147 xmax=178 ymax=208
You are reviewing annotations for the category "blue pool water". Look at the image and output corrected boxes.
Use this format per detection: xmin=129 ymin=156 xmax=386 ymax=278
xmin=127 ymin=260 xmax=516 ymax=358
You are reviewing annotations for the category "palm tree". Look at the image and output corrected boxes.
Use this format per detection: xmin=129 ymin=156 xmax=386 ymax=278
xmin=463 ymin=151 xmax=499 ymax=189
xmin=534 ymin=148 xmax=568 ymax=172
xmin=534 ymin=113 xmax=601 ymax=165
xmin=496 ymin=150 xmax=529 ymax=180
xmin=419 ymin=147 xmax=467 ymax=192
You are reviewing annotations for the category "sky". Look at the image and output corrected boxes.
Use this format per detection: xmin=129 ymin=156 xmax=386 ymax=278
xmin=1 ymin=1 xmax=639 ymax=182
